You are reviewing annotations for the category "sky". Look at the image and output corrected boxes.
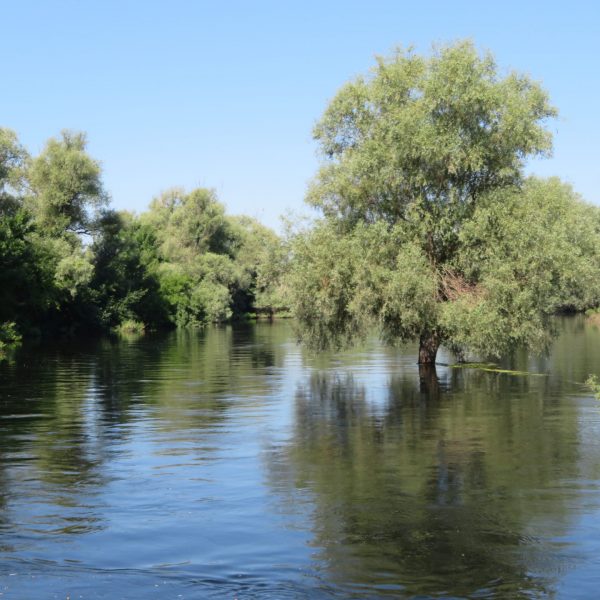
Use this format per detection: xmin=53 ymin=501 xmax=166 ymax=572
xmin=2 ymin=0 xmax=599 ymax=231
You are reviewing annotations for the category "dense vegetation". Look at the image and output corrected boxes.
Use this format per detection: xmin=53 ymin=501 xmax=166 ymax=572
xmin=0 ymin=129 xmax=288 ymax=347
xmin=2 ymin=41 xmax=600 ymax=365
xmin=290 ymin=41 xmax=600 ymax=363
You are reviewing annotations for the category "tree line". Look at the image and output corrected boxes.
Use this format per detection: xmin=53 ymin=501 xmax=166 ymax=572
xmin=2 ymin=40 xmax=600 ymax=363
xmin=0 ymin=129 xmax=288 ymax=348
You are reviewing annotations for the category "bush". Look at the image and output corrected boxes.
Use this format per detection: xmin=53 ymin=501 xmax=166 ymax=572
xmin=115 ymin=319 xmax=145 ymax=335
xmin=586 ymin=308 xmax=600 ymax=327
xmin=0 ymin=321 xmax=22 ymax=351
xmin=586 ymin=375 xmax=600 ymax=400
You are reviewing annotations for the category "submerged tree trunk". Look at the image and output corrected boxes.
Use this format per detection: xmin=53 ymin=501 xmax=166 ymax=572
xmin=418 ymin=331 xmax=440 ymax=364
xmin=418 ymin=363 xmax=440 ymax=399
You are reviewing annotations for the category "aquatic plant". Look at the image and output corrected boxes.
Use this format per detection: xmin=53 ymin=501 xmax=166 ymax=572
xmin=586 ymin=375 xmax=600 ymax=400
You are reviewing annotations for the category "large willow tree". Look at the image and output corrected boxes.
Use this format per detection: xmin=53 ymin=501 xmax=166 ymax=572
xmin=291 ymin=41 xmax=600 ymax=363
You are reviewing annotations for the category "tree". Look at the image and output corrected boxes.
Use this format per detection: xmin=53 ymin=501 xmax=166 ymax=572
xmin=290 ymin=41 xmax=592 ymax=363
xmin=141 ymin=187 xmax=248 ymax=326
xmin=89 ymin=210 xmax=168 ymax=329
xmin=0 ymin=204 xmax=55 ymax=332
xmin=0 ymin=127 xmax=288 ymax=338
xmin=229 ymin=215 xmax=290 ymax=317
xmin=142 ymin=187 xmax=236 ymax=263
xmin=28 ymin=130 xmax=108 ymax=235
xmin=0 ymin=128 xmax=54 ymax=336
xmin=0 ymin=127 xmax=28 ymax=208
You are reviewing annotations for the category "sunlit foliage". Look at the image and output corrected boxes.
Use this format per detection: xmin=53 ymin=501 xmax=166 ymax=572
xmin=0 ymin=129 xmax=288 ymax=340
xmin=291 ymin=41 xmax=599 ymax=362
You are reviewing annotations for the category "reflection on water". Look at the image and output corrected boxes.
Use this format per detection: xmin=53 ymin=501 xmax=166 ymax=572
xmin=0 ymin=318 xmax=600 ymax=597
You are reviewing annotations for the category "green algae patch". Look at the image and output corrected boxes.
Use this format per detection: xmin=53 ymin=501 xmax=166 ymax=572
xmin=442 ymin=362 xmax=548 ymax=376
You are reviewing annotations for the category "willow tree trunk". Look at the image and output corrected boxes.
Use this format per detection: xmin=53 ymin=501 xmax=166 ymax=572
xmin=418 ymin=331 xmax=440 ymax=364
xmin=418 ymin=363 xmax=440 ymax=398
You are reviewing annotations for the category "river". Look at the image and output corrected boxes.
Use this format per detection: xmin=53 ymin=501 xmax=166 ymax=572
xmin=0 ymin=317 xmax=599 ymax=598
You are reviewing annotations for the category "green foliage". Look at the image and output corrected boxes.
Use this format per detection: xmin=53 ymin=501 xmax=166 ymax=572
xmin=229 ymin=215 xmax=291 ymax=316
xmin=292 ymin=41 xmax=599 ymax=362
xmin=586 ymin=375 xmax=600 ymax=400
xmin=293 ymin=173 xmax=600 ymax=360
xmin=141 ymin=188 xmax=240 ymax=326
xmin=191 ymin=279 xmax=233 ymax=323
xmin=309 ymin=40 xmax=555 ymax=257
xmin=0 ymin=205 xmax=56 ymax=329
xmin=90 ymin=210 xmax=167 ymax=330
xmin=155 ymin=263 xmax=232 ymax=327
xmin=54 ymin=249 xmax=94 ymax=297
xmin=441 ymin=178 xmax=600 ymax=357
xmin=8 ymin=38 xmax=594 ymax=361
xmin=0 ymin=126 xmax=285 ymax=339
xmin=28 ymin=130 xmax=108 ymax=234
xmin=290 ymin=220 xmax=440 ymax=349
xmin=290 ymin=221 xmax=369 ymax=349
xmin=0 ymin=321 xmax=22 ymax=350
xmin=142 ymin=187 xmax=236 ymax=261
xmin=0 ymin=128 xmax=28 ymax=203
xmin=141 ymin=188 xmax=287 ymax=327
xmin=585 ymin=308 xmax=600 ymax=328
xmin=115 ymin=319 xmax=145 ymax=335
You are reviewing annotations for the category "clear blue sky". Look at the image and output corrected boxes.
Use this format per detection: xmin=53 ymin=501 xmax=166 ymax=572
xmin=2 ymin=0 xmax=599 ymax=230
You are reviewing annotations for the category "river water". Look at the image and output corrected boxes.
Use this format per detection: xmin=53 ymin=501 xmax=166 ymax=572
xmin=0 ymin=318 xmax=599 ymax=598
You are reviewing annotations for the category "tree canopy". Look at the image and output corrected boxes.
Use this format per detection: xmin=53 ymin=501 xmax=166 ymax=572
xmin=1 ymin=40 xmax=599 ymax=358
xmin=309 ymin=42 xmax=555 ymax=236
xmin=28 ymin=130 xmax=108 ymax=235
xmin=0 ymin=128 xmax=288 ymax=345
xmin=291 ymin=41 xmax=600 ymax=363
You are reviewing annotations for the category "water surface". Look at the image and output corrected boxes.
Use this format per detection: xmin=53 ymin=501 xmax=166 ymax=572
xmin=1 ymin=318 xmax=600 ymax=598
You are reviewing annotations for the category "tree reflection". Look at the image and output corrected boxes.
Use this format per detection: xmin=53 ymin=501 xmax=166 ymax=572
xmin=0 ymin=319 xmax=598 ymax=596
xmin=267 ymin=358 xmax=588 ymax=597
xmin=0 ymin=322 xmax=290 ymax=540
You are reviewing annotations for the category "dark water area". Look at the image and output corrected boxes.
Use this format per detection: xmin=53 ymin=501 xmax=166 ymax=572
xmin=1 ymin=318 xmax=600 ymax=598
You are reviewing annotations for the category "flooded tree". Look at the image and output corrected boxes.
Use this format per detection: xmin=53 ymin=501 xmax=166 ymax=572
xmin=290 ymin=41 xmax=600 ymax=363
